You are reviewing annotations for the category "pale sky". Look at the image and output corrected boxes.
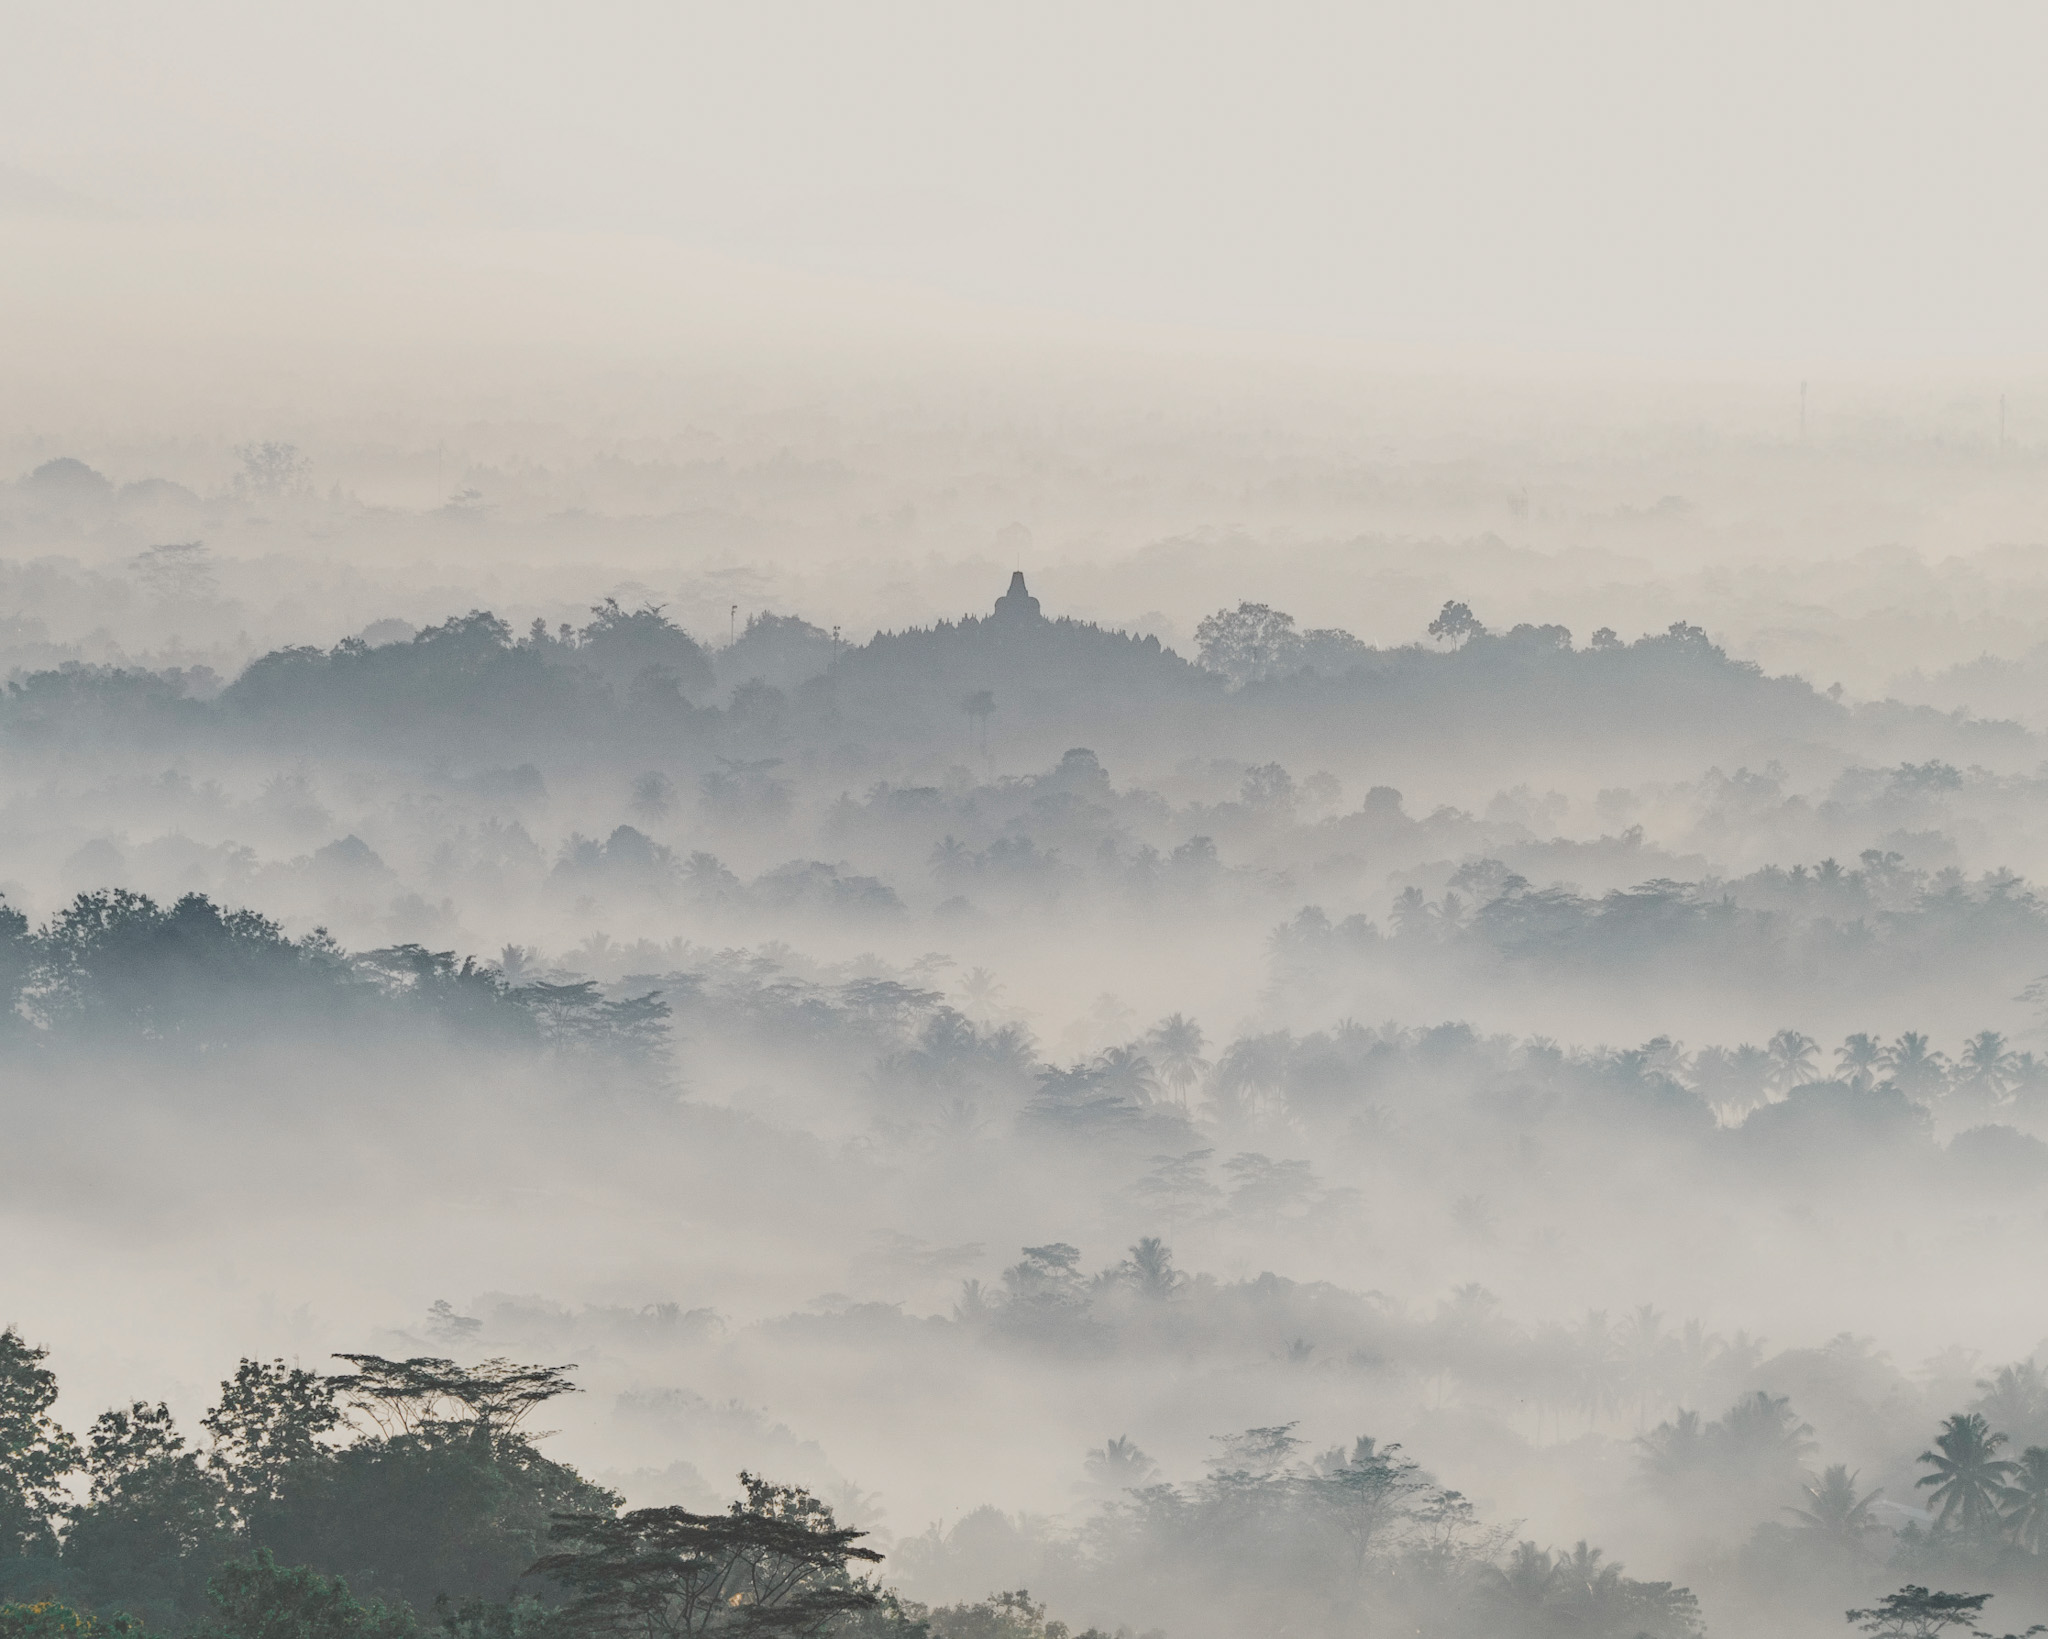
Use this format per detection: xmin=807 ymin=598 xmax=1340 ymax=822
xmin=4 ymin=1 xmax=2045 ymax=364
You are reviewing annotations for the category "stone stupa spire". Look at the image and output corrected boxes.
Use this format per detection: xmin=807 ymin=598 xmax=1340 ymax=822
xmin=991 ymin=570 xmax=1042 ymax=621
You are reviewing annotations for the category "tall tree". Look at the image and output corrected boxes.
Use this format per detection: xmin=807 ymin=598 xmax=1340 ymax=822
xmin=531 ymin=1476 xmax=881 ymax=1638
xmin=1917 ymin=1414 xmax=2016 ymax=1541
xmin=0 ymin=1330 xmax=78 ymax=1561
xmin=2001 ymin=1446 xmax=2048 ymax=1554
xmin=1787 ymin=1465 xmax=1883 ymax=1547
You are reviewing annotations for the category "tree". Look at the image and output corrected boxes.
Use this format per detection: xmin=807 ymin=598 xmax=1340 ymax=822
xmin=1768 ymin=1029 xmax=1820 ymax=1092
xmin=1193 ymin=604 xmax=1300 ymax=687
xmin=1306 ymin=1438 xmax=1427 ymax=1570
xmin=1957 ymin=1033 xmax=2017 ymax=1109
xmin=1845 ymin=1586 xmax=1994 ymax=1638
xmin=1838 ymin=1034 xmax=1885 ymax=1092
xmin=1426 ymin=601 xmax=1483 ymax=648
xmin=922 ymin=1589 xmax=1106 ymax=1639
xmin=531 ymin=1475 xmax=882 ymax=1638
xmin=1082 ymin=1439 xmax=1157 ymax=1492
xmin=203 ymin=1551 xmax=419 ymax=1639
xmin=1787 ymin=1465 xmax=1884 ymax=1546
xmin=1918 ymin=1414 xmax=2016 ymax=1541
xmin=1886 ymin=1033 xmax=1951 ymax=1100
xmin=1975 ymin=1365 xmax=2048 ymax=1451
xmin=630 ymin=773 xmax=677 ymax=821
xmin=1127 ymin=1237 xmax=1182 ymax=1301
xmin=326 ymin=1357 xmax=578 ymax=1441
xmin=0 ymin=1603 xmax=141 ymax=1639
xmin=2001 ymin=1446 xmax=2048 ymax=1554
xmin=63 ymin=1401 xmax=231 ymax=1626
xmin=1206 ymin=1425 xmax=1301 ymax=1479
xmin=234 ymin=443 xmax=313 ymax=502
xmin=203 ymin=1361 xmax=343 ymax=1513
xmin=1144 ymin=1016 xmax=1208 ymax=1103
xmin=0 ymin=1331 xmax=78 ymax=1561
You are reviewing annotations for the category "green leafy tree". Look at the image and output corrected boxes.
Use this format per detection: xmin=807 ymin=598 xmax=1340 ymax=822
xmin=257 ymin=1420 xmax=615 ymax=1614
xmin=923 ymin=1590 xmax=1108 ymax=1639
xmin=0 ymin=1602 xmax=142 ymax=1639
xmin=204 ymin=1362 xmax=343 ymax=1514
xmin=63 ymin=1401 xmax=232 ymax=1628
xmin=0 ymin=1332 xmax=78 ymax=1562
xmin=203 ymin=1551 xmax=420 ymax=1639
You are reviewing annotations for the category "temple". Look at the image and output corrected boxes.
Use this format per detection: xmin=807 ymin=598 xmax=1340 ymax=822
xmin=991 ymin=570 xmax=1042 ymax=621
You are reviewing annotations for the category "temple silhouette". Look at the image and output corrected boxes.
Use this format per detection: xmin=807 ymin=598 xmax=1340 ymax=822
xmin=991 ymin=570 xmax=1042 ymax=621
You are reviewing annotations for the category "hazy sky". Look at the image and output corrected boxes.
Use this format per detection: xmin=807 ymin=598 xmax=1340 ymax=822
xmin=6 ymin=1 xmax=2045 ymax=365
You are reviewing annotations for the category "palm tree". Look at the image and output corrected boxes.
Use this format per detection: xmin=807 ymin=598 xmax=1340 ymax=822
xmin=1957 ymin=1031 xmax=2016 ymax=1109
xmin=1885 ymin=1032 xmax=1951 ymax=1100
xmin=1837 ymin=1033 xmax=1884 ymax=1092
xmin=1714 ymin=1390 xmax=1818 ymax=1473
xmin=1615 ymin=1304 xmax=1672 ymax=1429
xmin=1119 ymin=1237 xmax=1182 ymax=1300
xmin=1209 ymin=1032 xmax=1292 ymax=1124
xmin=1093 ymin=1045 xmax=1159 ymax=1106
xmin=1975 ymin=1362 xmax=2048 ymax=1446
xmin=1551 ymin=1541 xmax=1624 ymax=1608
xmin=2003 ymin=1445 xmax=2048 ymax=1553
xmin=1493 ymin=1542 xmax=1557 ymax=1606
xmin=1768 ymin=1029 xmax=1819 ymax=1092
xmin=958 ymin=965 xmax=1004 ymax=1018
xmin=1145 ymin=1014 xmax=1209 ymax=1105
xmin=1787 ymin=1464 xmax=1883 ymax=1546
xmin=1637 ymin=1409 xmax=1706 ymax=1488
xmin=1084 ymin=1435 xmax=1158 ymax=1490
xmin=1918 ymin=1412 xmax=2016 ymax=1539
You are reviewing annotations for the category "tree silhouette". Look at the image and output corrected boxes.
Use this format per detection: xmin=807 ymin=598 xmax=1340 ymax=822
xmin=1886 ymin=1033 xmax=1950 ymax=1100
xmin=2001 ymin=1446 xmax=2048 ymax=1554
xmin=0 ymin=1328 xmax=80 ymax=1558
xmin=1957 ymin=1032 xmax=2017 ymax=1108
xmin=532 ymin=1475 xmax=880 ymax=1639
xmin=1194 ymin=603 xmax=1301 ymax=686
xmin=1787 ymin=1464 xmax=1884 ymax=1546
xmin=1112 ymin=1237 xmax=1183 ymax=1300
xmin=1845 ymin=1585 xmax=1992 ymax=1638
xmin=1768 ymin=1029 xmax=1820 ymax=1092
xmin=1426 ymin=601 xmax=1483 ymax=648
xmin=1838 ymin=1033 xmax=1885 ymax=1092
xmin=1083 ymin=1436 xmax=1159 ymax=1491
xmin=1918 ymin=1413 xmax=2016 ymax=1540
xmin=1145 ymin=1014 xmax=1209 ymax=1104
xmin=326 ymin=1356 xmax=578 ymax=1441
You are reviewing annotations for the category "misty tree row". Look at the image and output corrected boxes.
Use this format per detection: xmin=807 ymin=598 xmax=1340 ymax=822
xmin=0 ymin=1329 xmax=1703 ymax=1639
xmin=0 ymin=592 xmax=1852 ymax=770
xmin=0 ymin=890 xmax=665 ymax=1070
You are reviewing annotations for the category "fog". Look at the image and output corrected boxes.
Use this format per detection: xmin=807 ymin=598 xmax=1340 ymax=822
xmin=10 ymin=10 xmax=2048 ymax=1639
